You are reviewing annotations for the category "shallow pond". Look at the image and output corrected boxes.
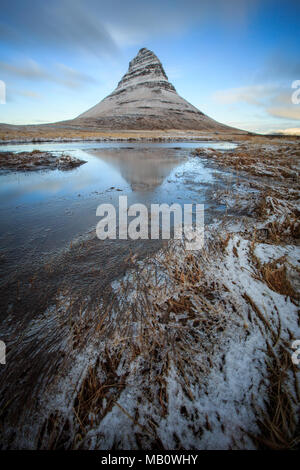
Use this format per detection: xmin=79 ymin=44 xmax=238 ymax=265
xmin=0 ymin=140 xmax=238 ymax=420
xmin=0 ymin=141 xmax=236 ymax=282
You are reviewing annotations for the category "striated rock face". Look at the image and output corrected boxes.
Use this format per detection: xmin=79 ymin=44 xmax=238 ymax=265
xmin=114 ymin=47 xmax=175 ymax=93
xmin=75 ymin=48 xmax=244 ymax=132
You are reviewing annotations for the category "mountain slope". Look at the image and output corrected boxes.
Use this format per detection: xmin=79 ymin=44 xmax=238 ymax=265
xmin=75 ymin=48 xmax=245 ymax=133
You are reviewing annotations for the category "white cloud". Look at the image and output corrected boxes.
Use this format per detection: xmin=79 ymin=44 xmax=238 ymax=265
xmin=212 ymin=84 xmax=276 ymax=106
xmin=1 ymin=0 xmax=260 ymax=57
xmin=0 ymin=59 xmax=48 ymax=80
xmin=0 ymin=59 xmax=98 ymax=90
xmin=271 ymin=127 xmax=300 ymax=135
xmin=267 ymin=106 xmax=300 ymax=120
xmin=213 ymin=83 xmax=300 ymax=121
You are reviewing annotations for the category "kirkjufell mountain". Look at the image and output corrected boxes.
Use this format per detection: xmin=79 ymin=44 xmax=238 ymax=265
xmin=74 ymin=48 xmax=244 ymax=133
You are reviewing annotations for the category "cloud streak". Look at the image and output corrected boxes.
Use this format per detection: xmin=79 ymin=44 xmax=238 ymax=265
xmin=258 ymin=55 xmax=300 ymax=82
xmin=0 ymin=0 xmax=119 ymax=58
xmin=273 ymin=127 xmax=300 ymax=136
xmin=0 ymin=60 xmax=48 ymax=80
xmin=213 ymin=84 xmax=276 ymax=106
xmin=213 ymin=83 xmax=300 ymax=121
xmin=0 ymin=59 xmax=98 ymax=89
xmin=0 ymin=0 xmax=259 ymax=56
xmin=267 ymin=107 xmax=300 ymax=120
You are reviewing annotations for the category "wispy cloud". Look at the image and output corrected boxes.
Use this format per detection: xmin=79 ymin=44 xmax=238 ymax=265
xmin=16 ymin=90 xmax=41 ymax=99
xmin=0 ymin=59 xmax=98 ymax=89
xmin=213 ymin=84 xmax=276 ymax=106
xmin=0 ymin=0 xmax=259 ymax=55
xmin=0 ymin=60 xmax=49 ymax=80
xmin=267 ymin=107 xmax=300 ymax=120
xmin=56 ymin=64 xmax=98 ymax=88
xmin=258 ymin=55 xmax=300 ymax=82
xmin=5 ymin=87 xmax=42 ymax=103
xmin=0 ymin=0 xmax=119 ymax=58
xmin=271 ymin=127 xmax=300 ymax=136
xmin=213 ymin=83 xmax=300 ymax=121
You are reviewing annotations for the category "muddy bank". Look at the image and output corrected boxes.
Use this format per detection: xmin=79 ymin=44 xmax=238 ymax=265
xmin=0 ymin=150 xmax=86 ymax=171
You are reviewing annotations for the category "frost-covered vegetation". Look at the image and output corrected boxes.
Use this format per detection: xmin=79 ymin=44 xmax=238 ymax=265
xmin=0 ymin=138 xmax=299 ymax=449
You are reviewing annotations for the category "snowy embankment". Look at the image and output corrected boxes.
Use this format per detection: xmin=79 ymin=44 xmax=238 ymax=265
xmin=31 ymin=217 xmax=298 ymax=450
xmin=74 ymin=141 xmax=299 ymax=449
xmin=81 ymin=221 xmax=298 ymax=450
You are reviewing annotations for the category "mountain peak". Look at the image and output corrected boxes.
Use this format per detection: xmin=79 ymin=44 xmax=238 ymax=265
xmin=137 ymin=47 xmax=155 ymax=56
xmin=76 ymin=48 xmax=242 ymax=133
xmin=115 ymin=47 xmax=171 ymax=92
xmin=135 ymin=47 xmax=160 ymax=62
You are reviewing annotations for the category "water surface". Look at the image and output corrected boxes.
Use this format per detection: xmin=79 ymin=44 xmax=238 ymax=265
xmin=0 ymin=141 xmax=235 ymax=281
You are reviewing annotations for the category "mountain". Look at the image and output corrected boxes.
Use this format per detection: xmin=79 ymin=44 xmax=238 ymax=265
xmin=74 ymin=48 xmax=245 ymax=133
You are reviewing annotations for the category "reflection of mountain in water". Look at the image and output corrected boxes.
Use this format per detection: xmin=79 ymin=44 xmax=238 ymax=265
xmin=90 ymin=148 xmax=185 ymax=191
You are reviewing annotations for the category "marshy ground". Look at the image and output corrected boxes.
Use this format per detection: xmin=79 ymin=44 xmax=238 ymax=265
xmin=0 ymin=150 xmax=86 ymax=171
xmin=0 ymin=136 xmax=299 ymax=449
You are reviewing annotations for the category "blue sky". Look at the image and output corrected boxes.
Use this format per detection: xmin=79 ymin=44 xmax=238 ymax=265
xmin=0 ymin=0 xmax=299 ymax=133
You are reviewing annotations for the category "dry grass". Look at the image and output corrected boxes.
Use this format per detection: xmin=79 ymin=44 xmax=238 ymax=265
xmin=1 ymin=123 xmax=299 ymax=144
xmin=193 ymin=141 xmax=300 ymax=185
xmin=259 ymin=257 xmax=297 ymax=298
xmin=0 ymin=126 xmax=230 ymax=143
xmin=46 ymin=139 xmax=300 ymax=449
xmin=35 ymin=242 xmax=230 ymax=449
xmin=251 ymin=345 xmax=300 ymax=450
xmin=1 ymin=135 xmax=299 ymax=450
xmin=67 ymin=233 xmax=298 ymax=449
xmin=1 ymin=223 xmax=299 ymax=449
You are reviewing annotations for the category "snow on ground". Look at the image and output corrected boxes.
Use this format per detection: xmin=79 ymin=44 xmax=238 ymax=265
xmin=78 ymin=222 xmax=299 ymax=449
xmin=1 ymin=138 xmax=299 ymax=449
xmin=10 ymin=178 xmax=298 ymax=449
